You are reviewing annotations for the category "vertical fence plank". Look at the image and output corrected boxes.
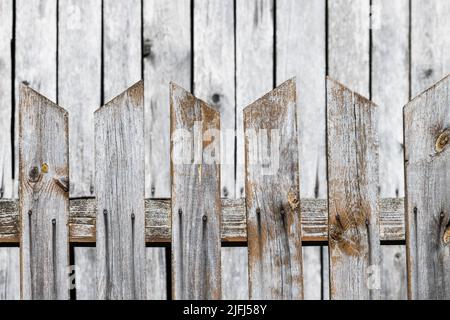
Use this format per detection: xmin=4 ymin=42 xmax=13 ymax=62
xmin=194 ymin=0 xmax=235 ymax=199
xmin=244 ymin=79 xmax=303 ymax=300
xmin=58 ymin=0 xmax=101 ymax=300
xmin=277 ymin=0 xmax=326 ymax=300
xmin=326 ymin=78 xmax=380 ymax=300
xmin=95 ymin=81 xmax=146 ymax=300
xmin=0 ymin=0 xmax=13 ymax=199
xmin=404 ymin=75 xmax=450 ymax=300
xmin=0 ymin=248 xmax=19 ymax=300
xmin=371 ymin=0 xmax=409 ymax=300
xmin=19 ymin=84 xmax=69 ymax=300
xmin=411 ymin=0 xmax=450 ymax=97
xmin=170 ymin=83 xmax=221 ymax=300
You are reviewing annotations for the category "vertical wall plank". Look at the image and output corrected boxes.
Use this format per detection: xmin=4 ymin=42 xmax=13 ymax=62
xmin=245 ymin=79 xmax=303 ymax=299
xmin=0 ymin=248 xmax=19 ymax=300
xmin=103 ymin=0 xmax=141 ymax=102
xmin=326 ymin=78 xmax=380 ymax=300
xmin=16 ymin=0 xmax=57 ymax=193
xmin=277 ymin=0 xmax=326 ymax=300
xmin=411 ymin=0 xmax=450 ymax=97
xmin=0 ymin=0 xmax=13 ymax=199
xmin=58 ymin=0 xmax=101 ymax=300
xmin=19 ymin=84 xmax=69 ymax=300
xmin=170 ymin=83 xmax=221 ymax=300
xmin=404 ymin=75 xmax=450 ymax=300
xmin=328 ymin=0 xmax=370 ymax=97
xmin=371 ymin=0 xmax=409 ymax=300
xmin=95 ymin=81 xmax=146 ymax=300
xmin=144 ymin=0 xmax=191 ymax=199
xmin=194 ymin=0 xmax=235 ymax=199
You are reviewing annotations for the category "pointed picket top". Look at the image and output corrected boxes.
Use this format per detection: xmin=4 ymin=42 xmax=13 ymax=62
xmin=243 ymin=77 xmax=296 ymax=115
xmin=404 ymin=73 xmax=450 ymax=112
xmin=403 ymin=74 xmax=450 ymax=299
xmin=326 ymin=76 xmax=376 ymax=108
xmin=19 ymin=82 xmax=68 ymax=116
xmin=94 ymin=80 xmax=144 ymax=114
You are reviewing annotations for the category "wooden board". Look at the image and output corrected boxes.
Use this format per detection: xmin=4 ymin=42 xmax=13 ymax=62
xmin=0 ymin=248 xmax=19 ymax=300
xmin=95 ymin=81 xmax=146 ymax=299
xmin=194 ymin=0 xmax=235 ymax=199
xmin=328 ymin=0 xmax=370 ymax=97
xmin=404 ymin=75 xmax=450 ymax=299
xmin=411 ymin=0 xmax=450 ymax=97
xmin=170 ymin=83 xmax=221 ymax=299
xmin=326 ymin=78 xmax=380 ymax=300
xmin=19 ymin=84 xmax=69 ymax=300
xmin=143 ymin=0 xmax=191 ymax=198
xmin=0 ymin=0 xmax=13 ymax=199
xmin=245 ymin=79 xmax=303 ymax=299
xmin=276 ymin=0 xmax=326 ymax=300
xmin=371 ymin=0 xmax=409 ymax=300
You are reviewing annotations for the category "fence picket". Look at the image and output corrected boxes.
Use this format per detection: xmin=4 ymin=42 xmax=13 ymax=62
xmin=404 ymin=75 xmax=450 ymax=299
xmin=170 ymin=83 xmax=222 ymax=300
xmin=19 ymin=84 xmax=69 ymax=300
xmin=326 ymin=78 xmax=380 ymax=300
xmin=244 ymin=79 xmax=303 ymax=300
xmin=95 ymin=81 xmax=146 ymax=299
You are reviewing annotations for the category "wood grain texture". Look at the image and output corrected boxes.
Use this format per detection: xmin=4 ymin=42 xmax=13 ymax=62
xmin=103 ymin=0 xmax=141 ymax=102
xmin=58 ymin=0 xmax=101 ymax=197
xmin=0 ymin=197 xmax=405 ymax=244
xmin=221 ymin=247 xmax=248 ymax=300
xmin=16 ymin=0 xmax=57 ymax=196
xmin=245 ymin=79 xmax=303 ymax=299
xmin=327 ymin=78 xmax=380 ymax=300
xmin=404 ymin=75 xmax=450 ymax=299
xmin=328 ymin=0 xmax=370 ymax=97
xmin=0 ymin=248 xmax=19 ymax=300
xmin=95 ymin=81 xmax=146 ymax=300
xmin=411 ymin=0 xmax=450 ymax=97
xmin=371 ymin=0 xmax=409 ymax=300
xmin=170 ymin=83 xmax=221 ymax=299
xmin=0 ymin=0 xmax=13 ymax=199
xmin=19 ymin=84 xmax=69 ymax=300
xmin=194 ymin=0 xmax=235 ymax=199
xmin=276 ymin=0 xmax=326 ymax=300
xmin=74 ymin=247 xmax=96 ymax=300
xmin=143 ymin=0 xmax=191 ymax=198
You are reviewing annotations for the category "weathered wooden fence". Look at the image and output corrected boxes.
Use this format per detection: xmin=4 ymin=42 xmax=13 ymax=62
xmin=1 ymin=74 xmax=449 ymax=299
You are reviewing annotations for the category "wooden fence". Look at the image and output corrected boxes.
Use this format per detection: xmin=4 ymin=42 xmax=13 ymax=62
xmin=1 ymin=74 xmax=449 ymax=299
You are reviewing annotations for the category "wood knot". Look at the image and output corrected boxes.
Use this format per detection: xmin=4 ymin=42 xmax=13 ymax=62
xmin=28 ymin=166 xmax=40 ymax=182
xmin=41 ymin=162 xmax=49 ymax=173
xmin=443 ymin=226 xmax=450 ymax=245
xmin=435 ymin=129 xmax=450 ymax=153
xmin=287 ymin=191 xmax=299 ymax=210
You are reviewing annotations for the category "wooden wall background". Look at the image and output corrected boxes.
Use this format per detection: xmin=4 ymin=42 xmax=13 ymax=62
xmin=0 ymin=0 xmax=449 ymax=300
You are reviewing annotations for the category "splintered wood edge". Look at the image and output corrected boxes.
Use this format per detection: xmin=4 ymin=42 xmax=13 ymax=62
xmin=0 ymin=197 xmax=404 ymax=244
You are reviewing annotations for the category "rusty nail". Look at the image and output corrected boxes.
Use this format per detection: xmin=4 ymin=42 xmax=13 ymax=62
xmin=28 ymin=210 xmax=32 ymax=216
xmin=413 ymin=207 xmax=418 ymax=215
xmin=202 ymin=215 xmax=207 ymax=222
xmin=131 ymin=213 xmax=135 ymax=220
xmin=52 ymin=218 xmax=56 ymax=225
xmin=256 ymin=208 xmax=261 ymax=215
xmin=178 ymin=208 xmax=182 ymax=215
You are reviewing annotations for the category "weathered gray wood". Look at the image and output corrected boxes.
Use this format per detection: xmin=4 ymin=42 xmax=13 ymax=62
xmin=19 ymin=84 xmax=69 ymax=300
xmin=327 ymin=78 xmax=380 ymax=300
xmin=58 ymin=0 xmax=101 ymax=197
xmin=371 ymin=0 xmax=409 ymax=300
xmin=95 ymin=81 xmax=146 ymax=300
xmin=146 ymin=248 xmax=167 ymax=300
xmin=328 ymin=0 xmax=370 ymax=97
xmin=411 ymin=0 xmax=450 ymax=97
xmin=404 ymin=75 xmax=450 ymax=300
xmin=194 ymin=0 xmax=235 ymax=199
xmin=0 ymin=197 xmax=406 ymax=244
xmin=245 ymin=79 xmax=303 ymax=299
xmin=0 ymin=248 xmax=19 ymax=300
xmin=0 ymin=0 xmax=13 ymax=199
xmin=103 ymin=0 xmax=141 ymax=103
xmin=58 ymin=0 xmax=101 ymax=301
xmin=170 ymin=83 xmax=221 ymax=299
xmin=277 ymin=0 xmax=327 ymax=300
xmin=143 ymin=0 xmax=191 ymax=199
xmin=221 ymin=247 xmax=248 ymax=300
xmin=16 ymin=0 xmax=57 ymax=195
